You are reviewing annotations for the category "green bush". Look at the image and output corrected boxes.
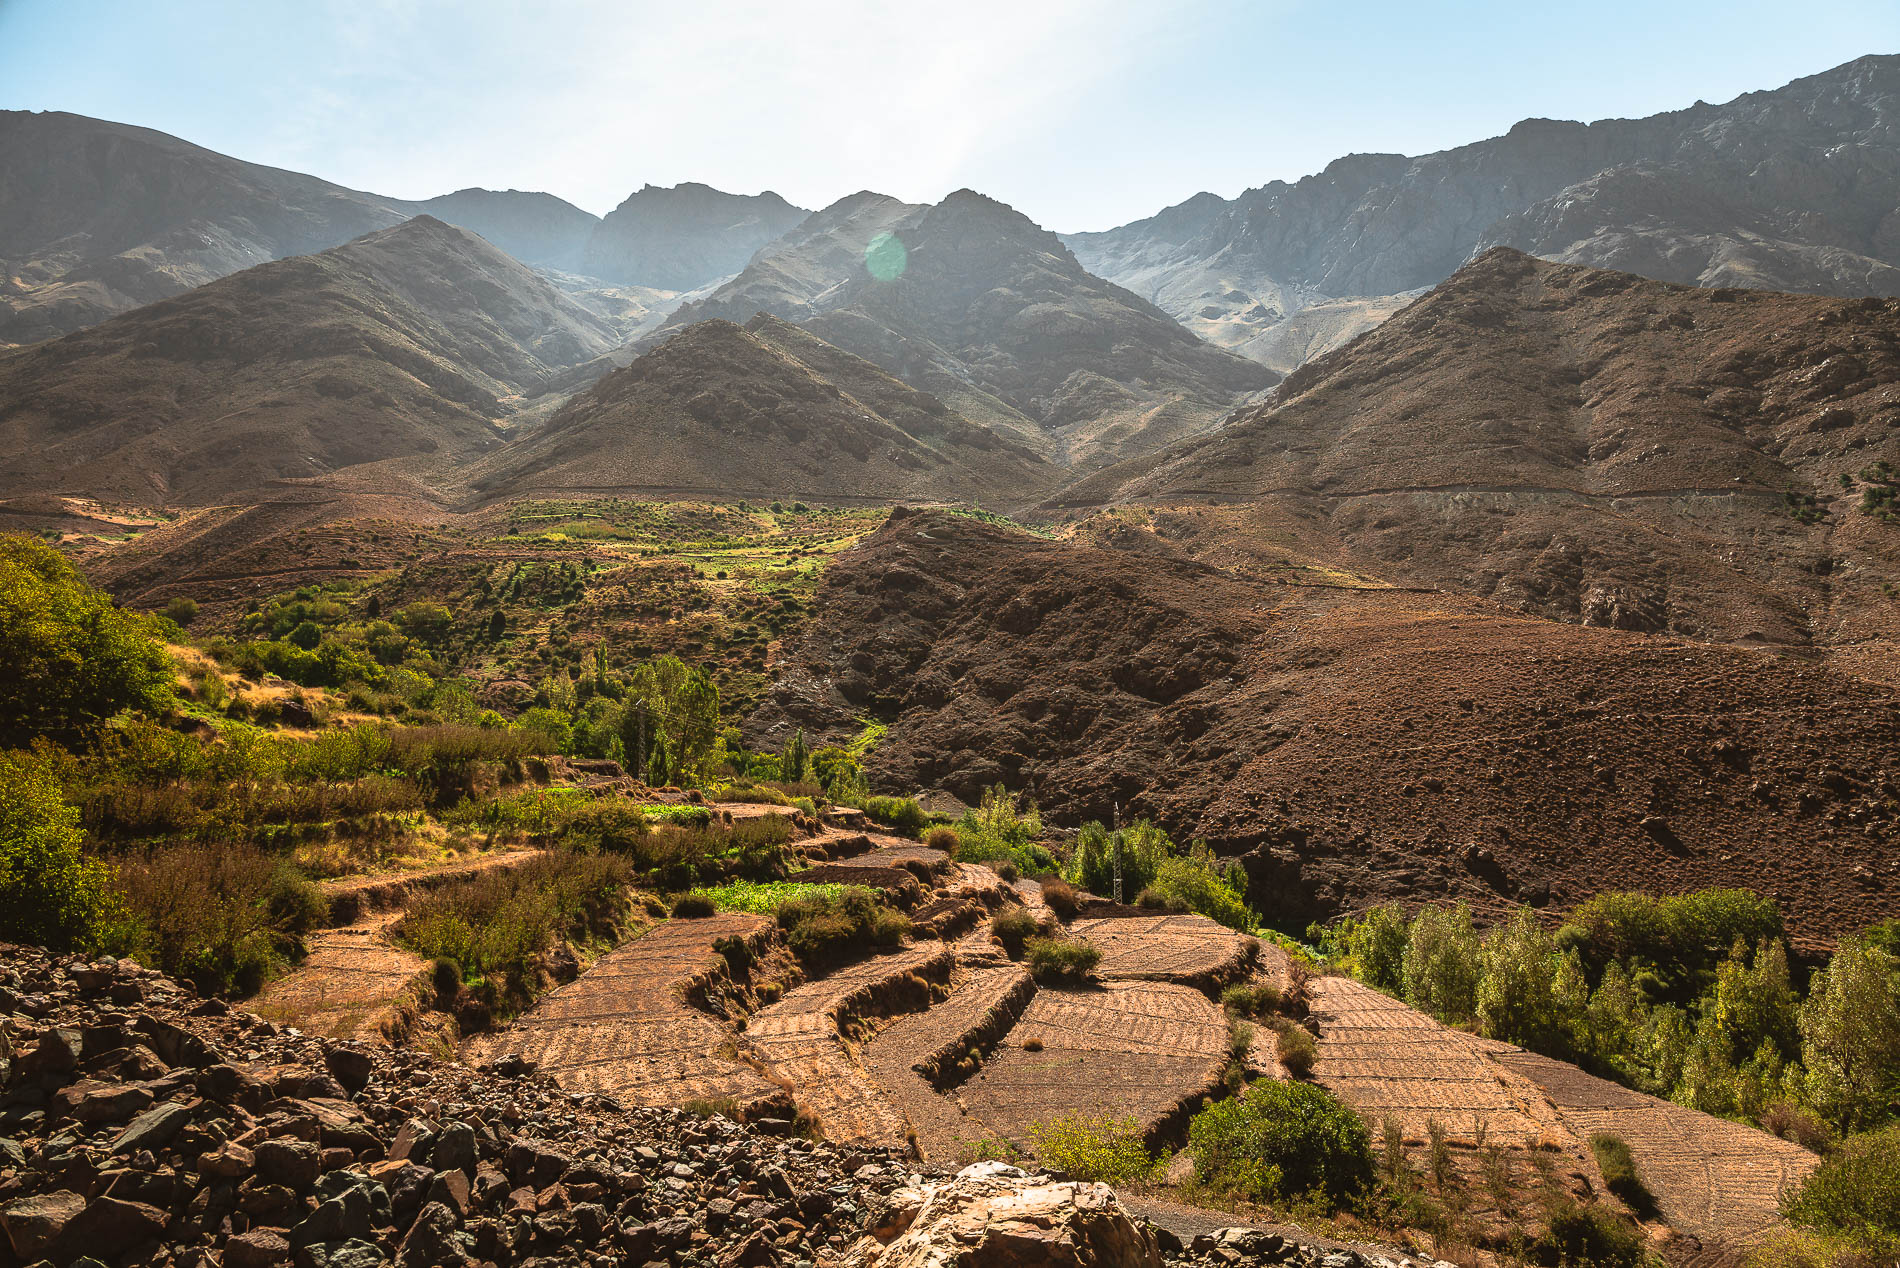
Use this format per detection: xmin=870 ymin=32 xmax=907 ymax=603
xmin=1026 ymin=1113 xmax=1157 ymax=1183
xmin=1188 ymin=1079 xmax=1374 ymax=1207
xmin=1277 ymin=1024 xmax=1317 ymax=1077
xmin=1221 ymin=983 xmax=1281 ymax=1017
xmin=1588 ymin=1133 xmax=1655 ymax=1215
xmin=1146 ymin=845 xmax=1254 ymax=932
xmin=1403 ymin=902 xmax=1483 ymax=1025
xmin=641 ymin=803 xmax=713 ymax=827
xmin=953 ymin=785 xmax=1056 ymax=876
xmin=671 ymin=893 xmax=717 ymax=918
xmin=393 ymin=850 xmax=631 ymax=988
xmin=774 ymin=885 xmax=909 ymax=963
xmin=991 ymin=908 xmax=1039 ymax=953
xmin=690 ymin=880 xmax=844 ymax=914
xmin=0 ymin=534 xmax=174 ymax=744
xmin=1064 ymin=819 xmax=1168 ymax=899
xmin=1025 ymin=935 xmax=1101 ymax=982
xmin=0 ymin=750 xmax=125 ymax=951
xmin=115 ymin=841 xmax=288 ymax=996
xmin=1782 ymin=1125 xmax=1900 ymax=1255
xmin=863 ymin=796 xmax=927 ymax=836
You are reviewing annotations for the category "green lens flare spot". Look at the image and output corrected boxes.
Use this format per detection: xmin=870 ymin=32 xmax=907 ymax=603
xmin=865 ymin=232 xmax=908 ymax=282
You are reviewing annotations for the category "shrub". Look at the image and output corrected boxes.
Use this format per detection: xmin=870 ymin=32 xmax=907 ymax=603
xmin=1588 ymin=1133 xmax=1656 ymax=1215
xmin=1228 ymin=1019 xmax=1256 ymax=1062
xmin=0 ymin=534 xmax=174 ymax=744
xmin=0 ymin=750 xmax=125 ymax=951
xmin=431 ymin=957 xmax=462 ymax=1008
xmin=690 ymin=880 xmax=844 ymax=914
xmin=642 ymin=803 xmax=713 ymax=827
xmin=953 ymin=785 xmax=1056 ymax=876
xmin=1039 ymin=876 xmax=1079 ymax=918
xmin=925 ymin=826 xmax=959 ymax=852
xmin=393 ymin=850 xmax=631 ymax=989
xmin=1781 ymin=1124 xmax=1900 ymax=1255
xmin=1188 ymin=1079 xmax=1374 ymax=1207
xmin=115 ymin=841 xmax=285 ymax=996
xmin=1025 ymin=935 xmax=1100 ymax=982
xmin=1064 ymin=819 xmax=1167 ymax=900
xmin=863 ymin=796 xmax=927 ymax=836
xmin=991 ymin=908 xmax=1039 ymax=953
xmin=716 ymin=784 xmax=792 ymax=806
xmin=1763 ymin=1102 xmax=1836 ymax=1154
xmin=162 ymin=597 xmax=200 ymax=627
xmin=264 ymin=865 xmax=328 ymax=935
xmin=682 ymin=1096 xmax=743 ymax=1121
xmin=1534 ymin=1199 xmax=1647 ymax=1268
xmin=671 ymin=893 xmax=717 ymax=918
xmin=775 ymin=886 xmax=909 ymax=963
xmin=1277 ymin=1024 xmax=1318 ymax=1077
xmin=1221 ymin=983 xmax=1281 ymax=1017
xmin=1145 ymin=845 xmax=1254 ymax=931
xmin=1026 ymin=1113 xmax=1157 ymax=1184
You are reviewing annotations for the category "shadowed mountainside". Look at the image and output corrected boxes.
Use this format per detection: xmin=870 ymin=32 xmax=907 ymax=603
xmin=752 ymin=509 xmax=1900 ymax=945
xmin=470 ymin=314 xmax=1055 ymax=504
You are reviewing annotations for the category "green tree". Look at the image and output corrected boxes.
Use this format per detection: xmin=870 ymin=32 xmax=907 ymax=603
xmin=0 ymin=534 xmax=173 ymax=744
xmin=622 ymin=656 xmax=720 ymax=784
xmin=1346 ymin=902 xmax=1409 ymax=994
xmin=781 ymin=728 xmax=809 ymax=783
xmin=1403 ymin=902 xmax=1483 ymax=1025
xmin=0 ymin=751 xmax=124 ymax=950
xmin=1478 ymin=908 xmax=1579 ymax=1053
xmin=1800 ymin=938 xmax=1900 ymax=1131
xmin=647 ymin=732 xmax=673 ymax=787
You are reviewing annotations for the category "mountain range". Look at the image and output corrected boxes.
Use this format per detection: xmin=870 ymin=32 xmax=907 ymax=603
xmin=1067 ymin=54 xmax=1900 ymax=369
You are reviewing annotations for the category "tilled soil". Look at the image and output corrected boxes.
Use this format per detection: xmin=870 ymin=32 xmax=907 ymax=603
xmin=1068 ymin=914 xmax=1257 ymax=985
xmin=744 ymin=944 xmax=954 ymax=1146
xmin=1494 ymin=1050 xmax=1818 ymax=1247
xmin=956 ymin=980 xmax=1230 ymax=1152
xmin=463 ymin=915 xmax=786 ymax=1110
xmin=250 ymin=917 xmax=425 ymax=1043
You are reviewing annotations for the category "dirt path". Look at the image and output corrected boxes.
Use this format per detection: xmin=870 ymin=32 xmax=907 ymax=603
xmin=1496 ymin=1050 xmax=1818 ymax=1248
xmin=744 ymin=943 xmax=955 ymax=1145
xmin=464 ymin=914 xmax=785 ymax=1110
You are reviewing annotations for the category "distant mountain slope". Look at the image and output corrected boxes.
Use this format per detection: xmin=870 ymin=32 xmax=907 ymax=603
xmin=411 ymin=187 xmax=600 ymax=273
xmin=0 ymin=111 xmax=809 ymax=343
xmin=471 ymin=314 xmax=1054 ymax=504
xmin=0 ymin=216 xmax=621 ymax=504
xmin=1069 ymin=54 xmax=1900 ymax=366
xmin=0 ymin=110 xmax=409 ymax=345
xmin=579 ymin=183 xmax=810 ymax=291
xmin=1056 ymin=248 xmax=1900 ymax=657
xmin=651 ymin=189 xmax=1277 ymax=469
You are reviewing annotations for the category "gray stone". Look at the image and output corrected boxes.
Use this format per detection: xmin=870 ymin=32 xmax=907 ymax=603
xmin=110 ymin=1101 xmax=191 ymax=1154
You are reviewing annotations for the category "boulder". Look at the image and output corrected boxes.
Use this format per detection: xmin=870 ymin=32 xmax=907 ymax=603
xmin=0 ymin=1191 xmax=85 ymax=1258
xmin=841 ymin=1162 xmax=1160 ymax=1268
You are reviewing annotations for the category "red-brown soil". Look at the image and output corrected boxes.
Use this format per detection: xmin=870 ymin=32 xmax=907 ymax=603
xmin=462 ymin=914 xmax=786 ymax=1109
xmin=1067 ymin=914 xmax=1257 ymax=986
xmin=754 ymin=509 xmax=1900 ymax=945
xmin=954 ymin=981 xmax=1230 ymax=1152
xmin=1055 ymin=249 xmax=1900 ymax=654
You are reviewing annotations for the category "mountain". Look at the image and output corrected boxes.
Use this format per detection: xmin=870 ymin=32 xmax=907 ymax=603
xmin=579 ymin=183 xmax=810 ymax=291
xmin=1068 ymin=54 xmax=1900 ymax=368
xmin=754 ymin=509 xmax=1900 ymax=945
xmin=0 ymin=216 xmax=621 ymax=504
xmin=470 ymin=314 xmax=1054 ymax=504
xmin=411 ymin=188 xmax=600 ymax=273
xmin=0 ymin=110 xmax=410 ymax=346
xmin=1055 ymin=248 xmax=1900 ymax=663
xmin=650 ymin=189 xmax=1278 ymax=469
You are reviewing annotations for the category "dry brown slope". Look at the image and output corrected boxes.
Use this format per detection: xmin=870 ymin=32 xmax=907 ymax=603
xmin=0 ymin=216 xmax=621 ymax=504
xmin=1057 ymin=248 xmax=1900 ymax=651
xmin=753 ymin=509 xmax=1900 ymax=945
xmin=470 ymin=314 xmax=1055 ymax=504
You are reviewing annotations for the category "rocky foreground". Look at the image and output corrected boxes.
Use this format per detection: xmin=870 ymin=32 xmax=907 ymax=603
xmin=0 ymin=945 xmax=1429 ymax=1268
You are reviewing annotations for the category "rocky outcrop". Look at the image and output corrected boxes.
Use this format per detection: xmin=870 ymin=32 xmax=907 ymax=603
xmin=843 ymin=1162 xmax=1161 ymax=1268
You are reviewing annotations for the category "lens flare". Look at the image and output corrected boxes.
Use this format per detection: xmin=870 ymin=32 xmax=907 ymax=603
xmin=865 ymin=231 xmax=907 ymax=282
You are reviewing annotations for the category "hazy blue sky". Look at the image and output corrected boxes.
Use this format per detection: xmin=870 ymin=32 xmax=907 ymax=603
xmin=3 ymin=0 xmax=1895 ymax=232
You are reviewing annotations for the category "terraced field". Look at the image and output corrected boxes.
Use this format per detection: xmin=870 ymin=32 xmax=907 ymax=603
xmin=464 ymin=914 xmax=786 ymax=1110
xmin=1069 ymin=913 xmax=1258 ymax=984
xmin=251 ymin=915 xmax=424 ymax=1042
xmin=1497 ymin=1051 xmax=1818 ymax=1247
xmin=743 ymin=943 xmax=954 ymax=1144
xmin=957 ymin=980 xmax=1230 ymax=1151
xmin=863 ymin=964 xmax=1036 ymax=1160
